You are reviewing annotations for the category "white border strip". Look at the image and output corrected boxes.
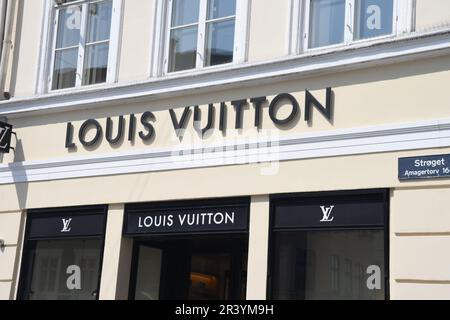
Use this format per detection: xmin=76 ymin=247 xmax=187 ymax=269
xmin=2 ymin=30 xmax=450 ymax=118
xmin=1 ymin=118 xmax=449 ymax=185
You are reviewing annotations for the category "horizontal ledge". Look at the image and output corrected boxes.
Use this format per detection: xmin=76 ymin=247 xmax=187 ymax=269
xmin=395 ymin=232 xmax=450 ymax=237
xmin=1 ymin=30 xmax=450 ymax=118
xmin=0 ymin=244 xmax=18 ymax=248
xmin=0 ymin=117 xmax=449 ymax=185
xmin=395 ymin=279 xmax=450 ymax=285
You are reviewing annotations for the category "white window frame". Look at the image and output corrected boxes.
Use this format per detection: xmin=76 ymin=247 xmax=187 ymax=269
xmin=290 ymin=0 xmax=415 ymax=55
xmin=151 ymin=0 xmax=249 ymax=77
xmin=36 ymin=0 xmax=123 ymax=94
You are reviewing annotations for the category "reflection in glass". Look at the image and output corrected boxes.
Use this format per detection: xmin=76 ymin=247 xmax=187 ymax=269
xmin=53 ymin=5 xmax=81 ymax=90
xmin=272 ymin=230 xmax=385 ymax=300
xmin=205 ymin=19 xmax=235 ymax=67
xmin=56 ymin=6 xmax=81 ymax=49
xmin=86 ymin=0 xmax=112 ymax=43
xmin=133 ymin=236 xmax=247 ymax=300
xmin=207 ymin=0 xmax=236 ymax=20
xmin=309 ymin=0 xmax=345 ymax=48
xmin=28 ymin=239 xmax=102 ymax=300
xmin=82 ymin=43 xmax=110 ymax=85
xmin=52 ymin=48 xmax=78 ymax=90
xmin=354 ymin=0 xmax=393 ymax=40
xmin=169 ymin=26 xmax=198 ymax=72
xmin=189 ymin=254 xmax=231 ymax=300
xmin=134 ymin=246 xmax=162 ymax=300
xmin=171 ymin=0 xmax=200 ymax=27
xmin=52 ymin=1 xmax=113 ymax=89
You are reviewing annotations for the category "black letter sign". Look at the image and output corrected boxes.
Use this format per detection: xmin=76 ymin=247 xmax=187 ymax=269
xmin=305 ymin=87 xmax=333 ymax=123
xmin=124 ymin=199 xmax=250 ymax=236
xmin=269 ymin=93 xmax=299 ymax=126
xmin=139 ymin=112 xmax=156 ymax=141
xmin=79 ymin=119 xmax=102 ymax=147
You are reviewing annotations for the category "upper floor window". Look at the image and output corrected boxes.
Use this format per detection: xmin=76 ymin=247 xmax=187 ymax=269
xmin=50 ymin=0 xmax=120 ymax=91
xmin=163 ymin=0 xmax=247 ymax=74
xmin=305 ymin=0 xmax=396 ymax=49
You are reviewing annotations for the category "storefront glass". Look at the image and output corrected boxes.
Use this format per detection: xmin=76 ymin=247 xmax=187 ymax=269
xmin=132 ymin=236 xmax=248 ymax=300
xmin=272 ymin=230 xmax=385 ymax=300
xmin=125 ymin=198 xmax=250 ymax=300
xmin=27 ymin=239 xmax=103 ymax=300
xmin=18 ymin=206 xmax=107 ymax=300
xmin=270 ymin=190 xmax=388 ymax=300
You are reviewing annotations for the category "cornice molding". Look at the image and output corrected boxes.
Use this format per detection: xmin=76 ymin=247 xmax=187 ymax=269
xmin=1 ymin=30 xmax=450 ymax=119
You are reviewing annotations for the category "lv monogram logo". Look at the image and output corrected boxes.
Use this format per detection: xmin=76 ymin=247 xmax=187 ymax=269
xmin=0 ymin=126 xmax=10 ymax=149
xmin=61 ymin=218 xmax=73 ymax=233
xmin=320 ymin=205 xmax=335 ymax=222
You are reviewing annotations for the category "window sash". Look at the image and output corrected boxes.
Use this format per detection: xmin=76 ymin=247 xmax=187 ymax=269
xmin=302 ymin=0 xmax=400 ymax=52
xmin=164 ymin=0 xmax=243 ymax=74
xmin=49 ymin=0 xmax=118 ymax=91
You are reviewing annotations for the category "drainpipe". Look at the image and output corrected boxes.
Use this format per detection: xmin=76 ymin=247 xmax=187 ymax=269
xmin=0 ymin=0 xmax=15 ymax=101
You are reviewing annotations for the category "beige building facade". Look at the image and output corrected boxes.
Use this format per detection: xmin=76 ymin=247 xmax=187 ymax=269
xmin=0 ymin=0 xmax=450 ymax=300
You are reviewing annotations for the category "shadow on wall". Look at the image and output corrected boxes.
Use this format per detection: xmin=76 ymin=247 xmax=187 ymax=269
xmin=8 ymin=209 xmax=26 ymax=300
xmin=1 ymin=135 xmax=28 ymax=299
xmin=8 ymin=138 xmax=28 ymax=211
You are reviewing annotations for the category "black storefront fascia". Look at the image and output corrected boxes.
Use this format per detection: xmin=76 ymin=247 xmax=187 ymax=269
xmin=267 ymin=189 xmax=390 ymax=300
xmin=124 ymin=197 xmax=250 ymax=300
xmin=17 ymin=205 xmax=108 ymax=300
xmin=124 ymin=197 xmax=250 ymax=237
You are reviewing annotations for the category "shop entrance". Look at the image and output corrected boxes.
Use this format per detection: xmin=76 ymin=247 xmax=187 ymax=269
xmin=124 ymin=197 xmax=250 ymax=300
xmin=131 ymin=235 xmax=248 ymax=300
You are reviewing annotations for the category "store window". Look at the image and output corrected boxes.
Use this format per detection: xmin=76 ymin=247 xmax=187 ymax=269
xmin=132 ymin=236 xmax=248 ymax=300
xmin=164 ymin=0 xmax=247 ymax=73
xmin=50 ymin=0 xmax=121 ymax=91
xmin=306 ymin=0 xmax=395 ymax=49
xmin=354 ymin=0 xmax=394 ymax=40
xmin=125 ymin=198 xmax=250 ymax=300
xmin=269 ymin=191 xmax=388 ymax=300
xmin=18 ymin=206 xmax=107 ymax=300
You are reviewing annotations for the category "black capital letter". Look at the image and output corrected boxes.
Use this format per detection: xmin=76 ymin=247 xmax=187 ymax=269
xmin=65 ymin=122 xmax=76 ymax=149
xmin=106 ymin=116 xmax=125 ymax=144
xmin=79 ymin=119 xmax=102 ymax=147
xmin=250 ymin=97 xmax=267 ymax=128
xmin=269 ymin=93 xmax=299 ymax=126
xmin=170 ymin=107 xmax=191 ymax=139
xmin=194 ymin=104 xmax=215 ymax=136
xmin=139 ymin=111 xmax=156 ymax=141
xmin=305 ymin=87 xmax=333 ymax=123
xmin=219 ymin=102 xmax=227 ymax=133
xmin=231 ymin=99 xmax=247 ymax=129
xmin=128 ymin=114 xmax=136 ymax=142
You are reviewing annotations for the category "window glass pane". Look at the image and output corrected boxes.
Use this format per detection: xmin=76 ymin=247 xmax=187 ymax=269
xmin=135 ymin=246 xmax=163 ymax=300
xmin=169 ymin=26 xmax=198 ymax=72
xmin=86 ymin=0 xmax=113 ymax=43
xmin=205 ymin=19 xmax=235 ymax=67
xmin=309 ymin=0 xmax=345 ymax=48
xmin=171 ymin=0 xmax=200 ymax=27
xmin=207 ymin=0 xmax=236 ymax=20
xmin=52 ymin=48 xmax=78 ymax=90
xmin=189 ymin=254 xmax=231 ymax=300
xmin=82 ymin=42 xmax=110 ymax=85
xmin=28 ymin=239 xmax=102 ymax=300
xmin=56 ymin=6 xmax=81 ymax=49
xmin=355 ymin=0 xmax=393 ymax=40
xmin=272 ymin=230 xmax=385 ymax=300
